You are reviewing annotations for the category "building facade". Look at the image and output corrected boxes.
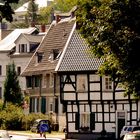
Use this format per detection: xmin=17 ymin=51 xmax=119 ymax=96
xmin=22 ymin=17 xmax=75 ymax=131
xmin=0 ymin=27 xmax=44 ymax=99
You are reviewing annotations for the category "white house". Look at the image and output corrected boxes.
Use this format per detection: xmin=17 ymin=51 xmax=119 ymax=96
xmin=14 ymin=0 xmax=54 ymax=21
xmin=0 ymin=27 xmax=44 ymax=99
xmin=55 ymin=23 xmax=140 ymax=139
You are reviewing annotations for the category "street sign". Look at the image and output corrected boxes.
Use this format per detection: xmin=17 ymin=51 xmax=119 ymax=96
xmin=39 ymin=124 xmax=49 ymax=132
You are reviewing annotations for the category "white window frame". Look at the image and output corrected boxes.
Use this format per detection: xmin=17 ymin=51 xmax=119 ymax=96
xmin=19 ymin=44 xmax=27 ymax=53
xmin=80 ymin=113 xmax=90 ymax=128
xmin=104 ymin=76 xmax=112 ymax=90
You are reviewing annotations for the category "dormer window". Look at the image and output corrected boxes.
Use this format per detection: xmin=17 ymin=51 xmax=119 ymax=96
xmin=19 ymin=44 xmax=27 ymax=53
xmin=49 ymin=49 xmax=61 ymax=61
xmin=36 ymin=52 xmax=44 ymax=63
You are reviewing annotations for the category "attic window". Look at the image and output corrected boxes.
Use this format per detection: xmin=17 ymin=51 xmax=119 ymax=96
xmin=49 ymin=49 xmax=61 ymax=61
xmin=36 ymin=52 xmax=44 ymax=63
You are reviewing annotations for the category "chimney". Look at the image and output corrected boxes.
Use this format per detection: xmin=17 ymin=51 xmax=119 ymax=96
xmin=71 ymin=11 xmax=75 ymax=18
xmin=41 ymin=24 xmax=46 ymax=32
xmin=0 ymin=23 xmax=7 ymax=30
xmin=55 ymin=15 xmax=61 ymax=23
xmin=0 ymin=23 xmax=7 ymax=41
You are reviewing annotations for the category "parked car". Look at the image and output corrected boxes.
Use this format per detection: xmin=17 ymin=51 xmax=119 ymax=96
xmin=30 ymin=119 xmax=52 ymax=133
xmin=123 ymin=131 xmax=140 ymax=140
xmin=120 ymin=126 xmax=140 ymax=140
xmin=0 ymin=130 xmax=12 ymax=140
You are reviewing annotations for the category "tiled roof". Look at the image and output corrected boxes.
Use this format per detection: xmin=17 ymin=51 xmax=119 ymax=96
xmin=56 ymin=30 xmax=104 ymax=72
xmin=0 ymin=30 xmax=13 ymax=41
xmin=22 ymin=19 xmax=75 ymax=76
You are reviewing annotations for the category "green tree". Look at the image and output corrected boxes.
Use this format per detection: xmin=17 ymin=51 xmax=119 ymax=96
xmin=3 ymin=62 xmax=23 ymax=107
xmin=37 ymin=0 xmax=78 ymax=25
xmin=76 ymin=0 xmax=140 ymax=96
xmin=53 ymin=0 xmax=78 ymax=12
xmin=0 ymin=0 xmax=19 ymax=22
xmin=27 ymin=0 xmax=38 ymax=26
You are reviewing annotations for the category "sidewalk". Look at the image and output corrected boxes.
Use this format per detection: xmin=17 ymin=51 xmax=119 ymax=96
xmin=8 ymin=131 xmax=65 ymax=139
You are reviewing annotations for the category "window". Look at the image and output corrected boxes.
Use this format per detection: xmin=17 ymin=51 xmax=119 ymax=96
xmin=0 ymin=65 xmax=2 ymax=75
xmin=30 ymin=97 xmax=39 ymax=113
xmin=75 ymin=112 xmax=95 ymax=131
xmin=105 ymin=77 xmax=112 ymax=90
xmin=48 ymin=49 xmax=60 ymax=61
xmin=17 ymin=66 xmax=21 ymax=76
xmin=19 ymin=44 xmax=27 ymax=53
xmin=80 ymin=113 xmax=90 ymax=129
xmin=36 ymin=52 xmax=44 ymax=63
xmin=35 ymin=76 xmax=40 ymax=87
xmin=26 ymin=76 xmax=32 ymax=88
xmin=30 ymin=44 xmax=39 ymax=52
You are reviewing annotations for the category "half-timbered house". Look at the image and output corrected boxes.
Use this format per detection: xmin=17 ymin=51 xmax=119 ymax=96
xmin=55 ymin=23 xmax=140 ymax=139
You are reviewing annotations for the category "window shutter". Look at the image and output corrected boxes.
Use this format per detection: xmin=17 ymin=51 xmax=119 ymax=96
xmin=29 ymin=98 xmax=32 ymax=112
xmin=90 ymin=112 xmax=95 ymax=130
xmin=55 ymin=98 xmax=58 ymax=113
xmin=41 ymin=97 xmax=46 ymax=114
xmin=75 ymin=113 xmax=79 ymax=130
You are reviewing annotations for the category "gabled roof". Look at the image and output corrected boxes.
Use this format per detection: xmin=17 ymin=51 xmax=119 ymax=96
xmin=0 ymin=27 xmax=38 ymax=51
xmin=22 ymin=18 xmax=75 ymax=76
xmin=56 ymin=28 xmax=104 ymax=72
xmin=17 ymin=33 xmax=44 ymax=43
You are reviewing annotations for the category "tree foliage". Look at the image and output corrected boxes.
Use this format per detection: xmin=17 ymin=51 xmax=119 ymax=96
xmin=27 ymin=0 xmax=38 ymax=26
xmin=76 ymin=0 xmax=140 ymax=96
xmin=53 ymin=0 xmax=78 ymax=12
xmin=3 ymin=62 xmax=23 ymax=107
xmin=0 ymin=0 xmax=19 ymax=22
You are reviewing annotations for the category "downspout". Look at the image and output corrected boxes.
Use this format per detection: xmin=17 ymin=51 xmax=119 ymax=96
xmin=53 ymin=73 xmax=58 ymax=123
xmin=39 ymin=74 xmax=42 ymax=113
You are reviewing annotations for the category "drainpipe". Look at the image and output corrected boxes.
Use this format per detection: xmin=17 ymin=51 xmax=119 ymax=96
xmin=53 ymin=73 xmax=58 ymax=123
xmin=39 ymin=74 xmax=42 ymax=113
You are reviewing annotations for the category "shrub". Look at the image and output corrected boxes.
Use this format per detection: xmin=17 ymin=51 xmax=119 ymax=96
xmin=21 ymin=113 xmax=49 ymax=130
xmin=0 ymin=101 xmax=49 ymax=130
xmin=0 ymin=102 xmax=23 ymax=130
